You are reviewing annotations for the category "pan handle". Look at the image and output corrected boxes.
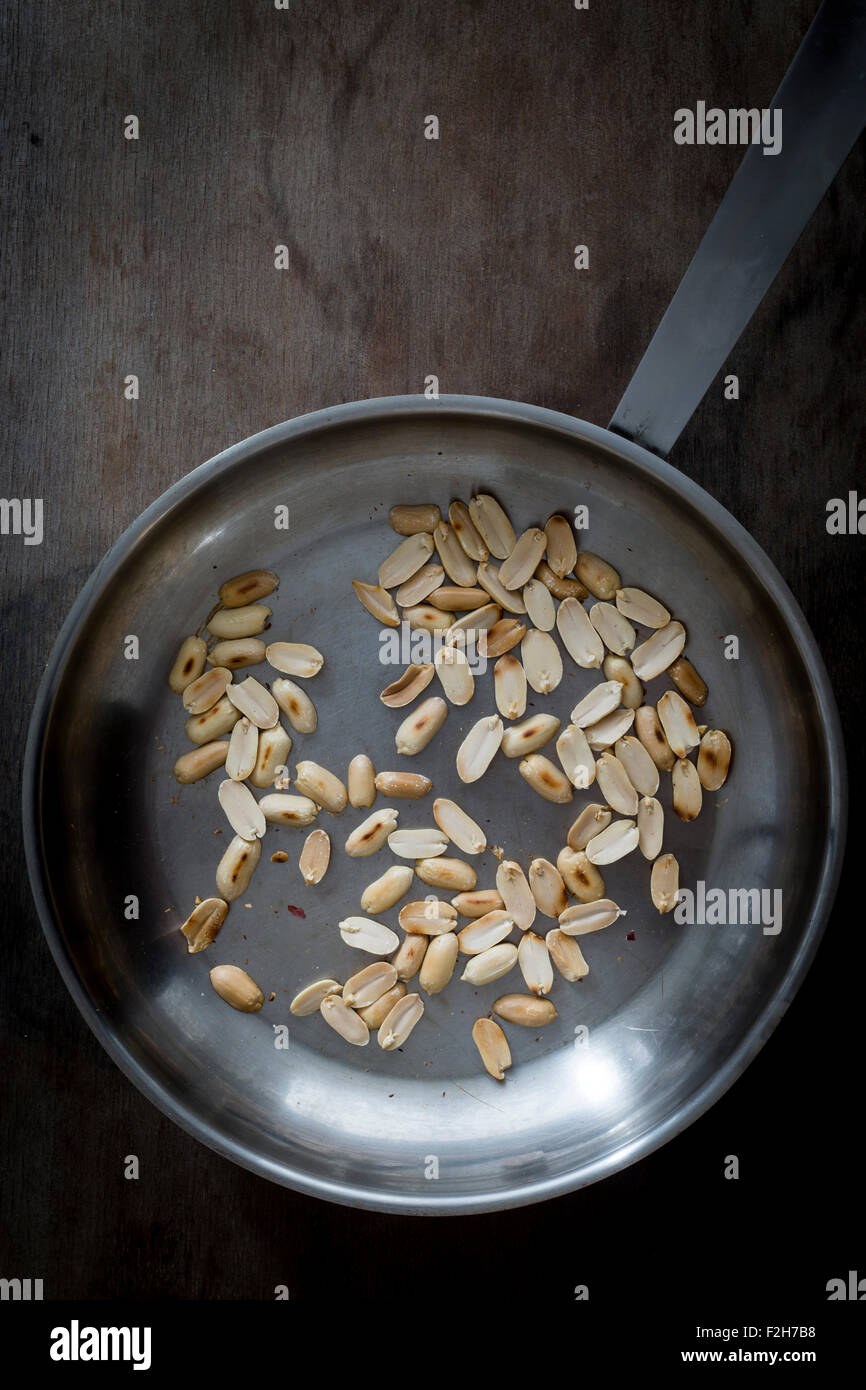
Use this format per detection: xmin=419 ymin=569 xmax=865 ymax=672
xmin=609 ymin=0 xmax=866 ymax=458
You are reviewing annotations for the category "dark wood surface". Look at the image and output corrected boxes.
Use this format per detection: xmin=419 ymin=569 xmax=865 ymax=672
xmin=1 ymin=0 xmax=863 ymax=1308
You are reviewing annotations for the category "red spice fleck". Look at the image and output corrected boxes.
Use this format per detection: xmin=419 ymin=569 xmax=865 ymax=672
xmin=626 ymin=930 xmax=635 ymax=941
xmin=287 ymin=905 xmax=306 ymax=918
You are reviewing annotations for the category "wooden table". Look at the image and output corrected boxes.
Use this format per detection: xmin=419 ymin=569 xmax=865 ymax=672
xmin=1 ymin=0 xmax=862 ymax=1308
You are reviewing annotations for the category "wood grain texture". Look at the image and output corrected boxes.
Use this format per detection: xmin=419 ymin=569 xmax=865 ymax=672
xmin=1 ymin=0 xmax=863 ymax=1300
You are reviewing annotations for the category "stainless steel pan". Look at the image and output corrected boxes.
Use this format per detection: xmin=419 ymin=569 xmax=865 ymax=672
xmin=23 ymin=2 xmax=860 ymax=1213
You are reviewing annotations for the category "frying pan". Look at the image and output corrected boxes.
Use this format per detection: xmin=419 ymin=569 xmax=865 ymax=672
xmin=23 ymin=2 xmax=860 ymax=1214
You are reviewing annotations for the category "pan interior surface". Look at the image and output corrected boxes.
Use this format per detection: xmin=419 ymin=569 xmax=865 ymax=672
xmin=28 ymin=399 xmax=843 ymax=1212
